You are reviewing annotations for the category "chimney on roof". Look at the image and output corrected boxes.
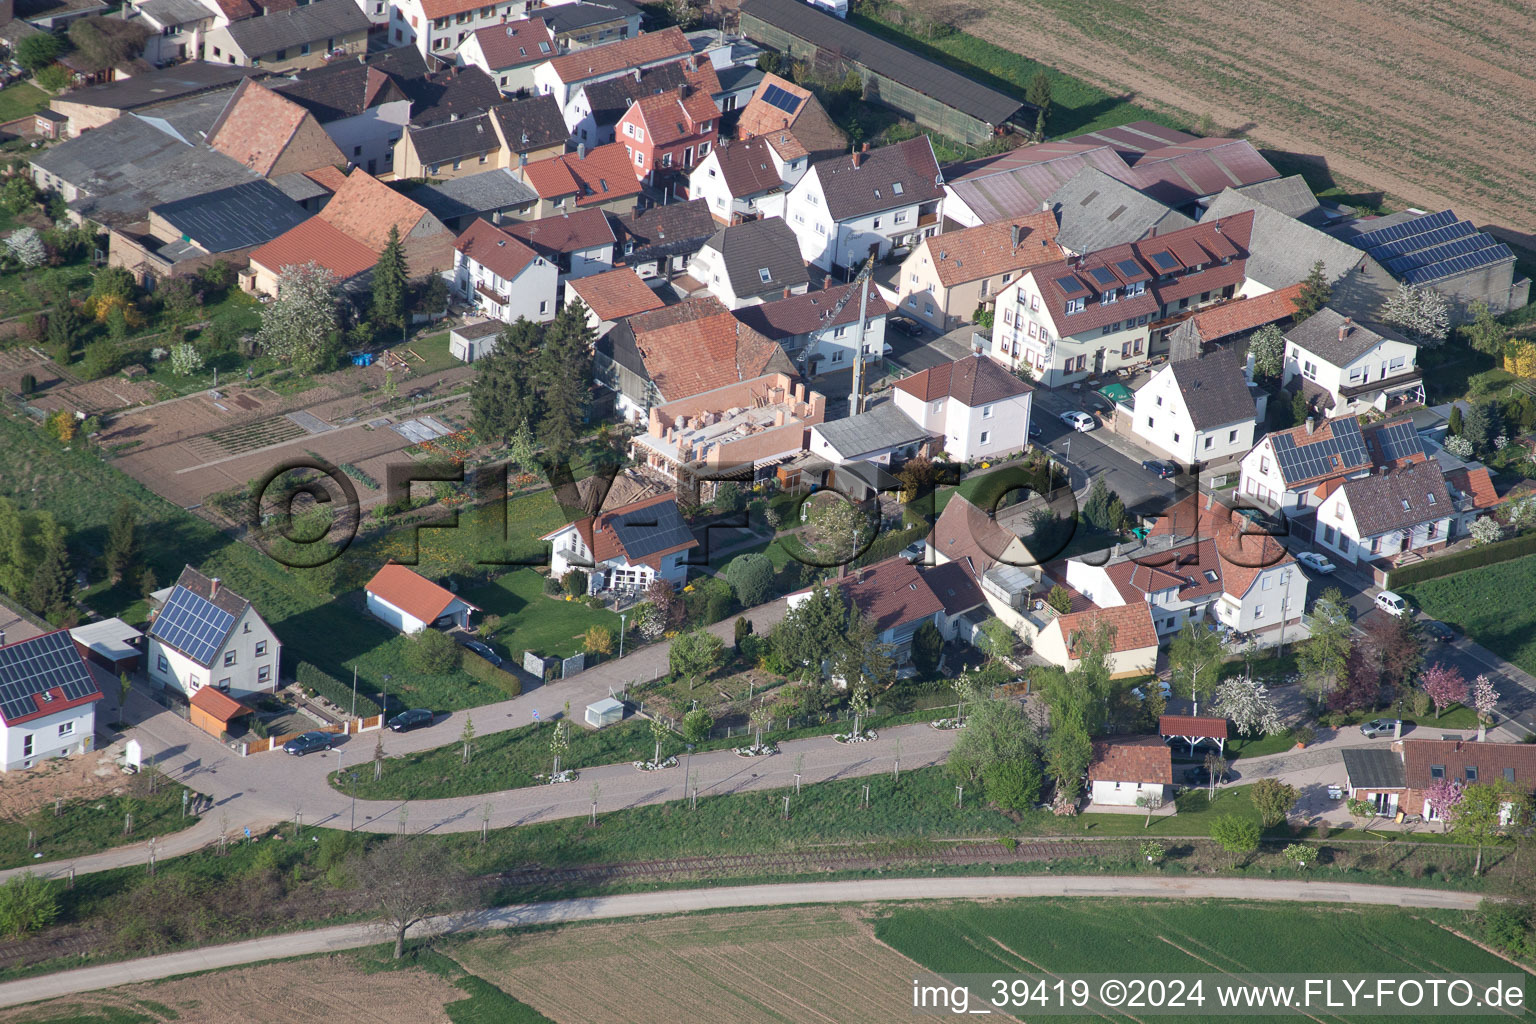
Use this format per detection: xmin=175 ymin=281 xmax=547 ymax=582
xmin=577 ymin=143 xmax=586 ymax=159
xmin=851 ymin=149 xmax=862 ymax=169
xmin=1339 ymin=316 xmax=1353 ymax=341
xmin=1305 ymin=415 xmax=1315 ymax=434
xmin=210 ymin=578 xmax=221 ymax=598
xmin=1010 ymin=224 xmax=1020 ymax=249
xmin=783 ymin=287 xmax=791 ymax=299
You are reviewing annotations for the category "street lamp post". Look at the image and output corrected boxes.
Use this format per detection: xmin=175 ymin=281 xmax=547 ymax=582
xmin=348 ymin=772 xmax=358 ymax=831
xmin=682 ymin=743 xmax=693 ymax=802
xmin=619 ymin=613 xmax=626 ymax=659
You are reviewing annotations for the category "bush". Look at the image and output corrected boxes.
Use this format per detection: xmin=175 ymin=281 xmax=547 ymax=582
xmin=0 ymin=872 xmax=58 ymax=938
xmin=561 ymin=569 xmax=588 ymax=598
xmin=1389 ymin=530 xmax=1536 ymax=588
xmin=294 ymin=662 xmax=381 ymax=717
xmin=542 ymin=573 xmax=563 ymax=596
xmin=405 ymin=629 xmax=462 ymax=674
xmin=18 ymin=373 xmax=36 ymax=396
xmin=723 ymin=552 xmax=775 ymax=607
xmin=681 ymin=707 xmax=714 ymax=743
xmin=1476 ymin=900 xmax=1531 ymax=957
xmin=712 ymin=481 xmax=746 ymax=513
xmin=983 ymin=756 xmax=1043 ymax=812
xmin=460 ymin=650 xmax=522 ymax=697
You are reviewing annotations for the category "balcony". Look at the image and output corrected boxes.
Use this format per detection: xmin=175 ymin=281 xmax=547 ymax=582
xmin=475 ymin=281 xmax=508 ymax=306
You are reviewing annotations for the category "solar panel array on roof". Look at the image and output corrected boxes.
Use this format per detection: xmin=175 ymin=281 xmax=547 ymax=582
xmin=1402 ymin=244 xmax=1514 ymax=286
xmin=0 ymin=632 xmax=97 ymax=724
xmin=1270 ymin=417 xmax=1367 ymax=484
xmin=1352 ymin=209 xmax=1458 ymax=252
xmin=1055 ymin=275 xmax=1088 ymax=297
xmin=608 ymin=504 xmax=694 ymax=561
xmin=1149 ymin=251 xmax=1179 ymax=271
xmin=149 ymin=585 xmax=235 ymax=665
xmin=1371 ymin=419 xmax=1423 ymax=463
xmin=759 ymin=83 xmax=802 ymax=115
xmin=1381 ymin=233 xmax=1499 ymax=277
xmin=1368 ymin=220 xmax=1476 ymax=262
xmin=1088 ymin=266 xmax=1117 ymax=287
xmin=1347 ymin=209 xmax=1514 ymax=286
xmin=1115 ymin=258 xmax=1143 ymax=278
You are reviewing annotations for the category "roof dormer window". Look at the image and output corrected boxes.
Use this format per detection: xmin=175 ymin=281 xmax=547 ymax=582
xmin=758 ymin=267 xmax=771 ymax=283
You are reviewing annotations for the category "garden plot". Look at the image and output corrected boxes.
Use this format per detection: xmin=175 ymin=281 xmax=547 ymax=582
xmin=39 ymin=376 xmax=159 ymax=416
xmin=0 ymin=347 xmax=74 ymax=398
xmin=392 ymin=415 xmax=455 ymax=444
xmin=184 ymin=416 xmax=309 ymax=461
xmin=452 ymin=906 xmax=923 ymax=1024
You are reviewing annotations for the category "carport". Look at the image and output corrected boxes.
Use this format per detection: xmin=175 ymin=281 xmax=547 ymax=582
xmin=189 ymin=686 xmax=253 ymax=739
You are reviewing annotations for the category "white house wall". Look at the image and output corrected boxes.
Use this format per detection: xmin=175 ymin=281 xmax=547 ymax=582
xmin=366 ymin=591 xmax=429 ymax=634
xmin=0 ymin=703 xmax=96 ymax=772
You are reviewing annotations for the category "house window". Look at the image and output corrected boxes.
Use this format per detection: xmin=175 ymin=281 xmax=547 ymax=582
xmin=894 ymin=211 xmax=908 ymax=223
xmin=1322 ymin=524 xmax=1335 ymax=543
xmin=873 ymin=218 xmax=882 ymax=229
xmin=1465 ymin=766 xmax=1478 ymax=782
xmin=258 ymin=666 xmax=272 ymax=684
xmin=218 ymin=677 xmax=232 ymax=690
xmin=1172 ymin=432 xmax=1180 ymax=443
xmin=1204 ymin=436 xmax=1213 ymax=449
xmin=157 ymin=654 xmax=168 ymax=672
xmin=1228 ymin=429 xmax=1238 ymax=442
xmin=223 ymin=651 xmax=237 ymax=667
xmin=1146 ymin=417 xmax=1155 ymax=429
xmin=758 ymin=267 xmax=772 ymax=284
xmin=22 ymin=734 xmax=31 ymax=757
xmin=1003 ymin=310 xmax=1013 ymax=326
xmin=256 ymin=641 xmax=267 ymax=657
xmin=979 ymin=430 xmax=990 ymax=445
xmin=1430 ymin=764 xmax=1445 ymax=779
xmin=1262 ymin=575 xmax=1274 ymax=591
xmin=1255 ymin=604 xmax=1265 ymax=618
xmin=930 ymin=401 xmax=942 ymax=414
xmin=1260 ymin=457 xmax=1270 ymax=474
xmin=982 ymin=404 xmax=994 ymax=418
xmin=1121 ymin=341 xmax=1130 ymax=358
xmin=58 ymin=721 xmax=74 ymax=737
xmin=539 ymin=300 xmax=549 ymax=314
xmin=1030 ymin=294 xmax=1039 ymax=312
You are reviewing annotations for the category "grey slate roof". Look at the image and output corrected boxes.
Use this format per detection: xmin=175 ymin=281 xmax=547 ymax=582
xmin=1340 ymin=460 xmax=1452 ymax=537
xmin=534 ymin=0 xmax=638 ymax=34
xmin=611 ymin=198 xmax=715 ymax=263
xmin=812 ymin=135 xmax=943 ymax=222
xmin=131 ymin=86 xmax=243 ymax=144
xmin=269 ymin=171 xmax=332 ymax=202
xmin=1230 ymin=174 xmax=1329 ymax=227
xmin=813 ymin=401 xmax=928 ymax=460
xmin=1341 ymin=747 xmax=1405 ymax=790
xmin=137 ymin=0 xmax=216 ymax=27
xmin=405 ymin=64 xmax=503 ymax=127
xmin=411 ymin=168 xmax=537 ymax=224
xmin=273 ymin=59 xmax=411 ymax=123
xmin=408 ymin=113 xmax=500 ymax=166
xmin=225 ymin=0 xmax=369 ymax=57
xmin=1285 ymin=308 xmax=1413 ymax=368
xmin=1203 ymin=188 xmax=1396 ymax=318
xmin=489 ymin=94 xmax=569 ymax=154
xmin=715 ymin=64 xmax=764 ymax=97
xmin=151 ymin=180 xmax=309 ymax=253
xmin=702 ymin=216 xmax=808 ymax=298
xmin=1164 ymin=350 xmax=1254 ymax=430
xmin=578 ymin=59 xmax=700 ymax=129
xmin=1047 ymin=167 xmax=1193 ymax=254
xmin=51 ymin=61 xmax=259 ymax=112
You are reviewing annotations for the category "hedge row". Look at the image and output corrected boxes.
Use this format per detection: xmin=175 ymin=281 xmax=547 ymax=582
xmin=294 ymin=661 xmax=382 ymax=717
xmin=462 ymin=650 xmax=523 ymax=698
xmin=1389 ymin=530 xmax=1536 ymax=588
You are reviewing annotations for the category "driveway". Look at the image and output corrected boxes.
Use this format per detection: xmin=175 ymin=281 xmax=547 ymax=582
xmin=1028 ymin=385 xmax=1185 ymax=516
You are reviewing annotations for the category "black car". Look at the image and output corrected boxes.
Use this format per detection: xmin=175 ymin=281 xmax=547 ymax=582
xmin=283 ymin=731 xmax=336 ymax=756
xmin=1028 ymin=421 xmax=1043 ymax=440
xmin=1421 ymin=619 xmax=1456 ymax=643
xmin=1182 ymin=764 xmax=1239 ymax=786
xmin=887 ymin=315 xmax=924 ymax=338
xmin=458 ymin=637 xmax=503 ymax=667
xmin=388 ymin=708 xmax=434 ymax=732
xmin=1141 ymin=459 xmax=1178 ymax=479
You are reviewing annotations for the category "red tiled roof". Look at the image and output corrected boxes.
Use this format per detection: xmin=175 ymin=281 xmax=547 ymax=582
xmin=468 ymin=19 xmax=555 ymax=70
xmin=318 ymin=169 xmax=433 ymax=250
xmin=628 ymin=295 xmax=785 ymax=402
xmin=455 ymin=218 xmax=538 ymax=281
xmin=365 ymin=563 xmax=479 ymax=623
xmin=1138 ymin=492 xmax=1294 ymax=598
xmin=191 ymin=686 xmax=250 ymax=723
xmin=568 ymin=266 xmax=664 ymax=322
xmin=546 ymin=27 xmax=691 ymax=84
xmin=519 ymin=143 xmax=641 ymax=206
xmin=206 ymin=79 xmax=341 ymax=177
xmin=710 ymin=136 xmax=786 ymax=199
xmin=1184 ymin=283 xmax=1302 ymax=344
xmin=624 ymin=86 xmax=719 ymax=147
xmin=893 ymin=354 xmax=1031 ymax=407
xmin=1056 ymin=602 xmax=1158 ymax=656
xmin=837 ymin=557 xmax=944 ymax=635
xmin=249 ymin=217 xmax=378 ymax=281
xmin=931 ymin=492 xmax=1019 ymax=581
xmin=1402 ymin=738 xmax=1536 ymax=792
xmin=920 ymin=213 xmax=1061 ymax=287
xmin=303 ymin=165 xmax=349 ymax=193
xmin=1446 ymin=466 xmax=1501 ymax=510
xmin=502 ymin=207 xmax=615 ymax=256
xmin=737 ymin=72 xmax=845 ymax=158
xmin=1088 ymin=735 xmax=1173 ymax=784
xmin=1159 ymin=714 xmax=1230 ymax=740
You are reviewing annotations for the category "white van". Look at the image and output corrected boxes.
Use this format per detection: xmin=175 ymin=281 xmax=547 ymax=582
xmin=1374 ymin=590 xmax=1407 ymax=617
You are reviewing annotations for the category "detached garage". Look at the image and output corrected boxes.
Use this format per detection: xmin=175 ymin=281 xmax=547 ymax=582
xmin=364 ymin=563 xmax=481 ymax=634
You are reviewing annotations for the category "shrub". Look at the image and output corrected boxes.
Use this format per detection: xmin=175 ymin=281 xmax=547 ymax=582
xmin=542 ymin=573 xmax=563 ymax=596
xmin=18 ymin=373 xmax=36 ymax=396
xmin=294 ymin=662 xmax=381 ymax=717
xmin=0 ymin=872 xmax=58 ymax=938
xmin=681 ymin=707 xmax=714 ymax=743
xmin=584 ymin=624 xmax=613 ymax=656
xmin=460 ymin=650 xmax=522 ymax=697
xmin=983 ymin=756 xmax=1044 ymax=811
xmin=561 ymin=569 xmax=588 ymax=598
xmin=723 ymin=552 xmax=775 ymax=607
xmin=1389 ymin=530 xmax=1536 ymax=587
xmin=405 ymin=629 xmax=461 ymax=674
xmin=1477 ymin=900 xmax=1531 ymax=957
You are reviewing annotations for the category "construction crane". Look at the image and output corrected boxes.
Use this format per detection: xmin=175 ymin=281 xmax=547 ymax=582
xmin=819 ymin=248 xmax=880 ymax=415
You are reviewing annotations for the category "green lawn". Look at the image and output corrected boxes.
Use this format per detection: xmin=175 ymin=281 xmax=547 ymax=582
xmin=0 ymin=262 xmax=92 ymax=319
xmin=401 ymin=330 xmax=457 ymax=375
xmin=0 ymin=783 xmax=196 ymax=870
xmin=463 ymin=569 xmax=620 ymax=662
xmin=0 ymin=81 xmax=50 ymax=122
xmin=1400 ymin=554 xmax=1536 ymax=678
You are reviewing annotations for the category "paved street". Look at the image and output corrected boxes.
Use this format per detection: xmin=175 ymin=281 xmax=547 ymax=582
xmin=0 ymin=874 xmax=1482 ymax=1009
xmin=1028 ymin=386 xmax=1185 ymax=516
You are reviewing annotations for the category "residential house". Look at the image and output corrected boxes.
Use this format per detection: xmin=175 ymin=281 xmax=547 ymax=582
xmin=1165 ymin=282 xmax=1302 ymax=362
xmin=390 ymin=0 xmax=526 ymax=61
xmin=45 ymin=61 xmax=259 ymax=138
xmin=630 ymin=373 xmax=825 ymax=496
xmin=780 ymin=136 xmax=944 ymax=273
xmin=458 ymin=18 xmax=556 ymax=95
xmin=109 ymin=179 xmax=309 ymax=285
xmin=1031 ymin=602 xmax=1160 ymax=679
xmin=614 ymin=85 xmax=719 ymax=189
xmin=501 ymin=206 xmax=615 ymax=281
xmin=890 ymin=353 xmax=1033 ymax=463
xmin=1238 ymin=413 xmax=1426 ymax=517
xmin=451 ymin=217 xmax=558 ymax=323
xmin=409 ymin=167 xmax=539 ymax=231
xmin=895 ymin=213 xmax=1061 ymax=331
xmin=531 ymin=0 xmax=640 ymax=51
xmin=565 ymin=57 xmax=718 ymax=147
xmin=941 ymin=141 xmax=1140 ymax=228
xmin=131 ymin=0 xmax=216 ymax=65
xmin=1342 ymin=739 xmax=1536 ymax=820
xmin=733 ymin=71 xmax=846 ymax=162
xmin=594 ymin=294 xmax=793 ymax=420
xmin=732 ymin=280 xmax=888 ymax=375
xmin=565 ymin=265 xmax=663 ymax=334
xmin=610 ymin=197 xmax=715 ymax=280
xmin=1130 ymin=350 xmax=1257 ymax=468
xmin=712 ymin=62 xmax=764 ymax=117
xmin=543 ymin=494 xmax=699 ymax=593
xmin=204 ymin=78 xmax=348 ymax=178
xmin=392 ymin=94 xmax=567 ymax=181
xmin=807 ymin=401 xmax=929 ymax=468
xmin=1313 ymin=460 xmax=1455 ymax=566
xmin=1444 ymin=465 xmax=1503 ymax=539
xmin=203 ymin=0 xmax=370 ymax=73
xmin=808 ymin=557 xmax=946 ymax=657
xmin=146 ymin=567 xmax=281 ymax=701
xmin=270 ymin=57 xmax=415 ymax=177
xmin=517 ymin=141 xmax=640 ymax=217
xmin=1087 ymin=735 xmax=1173 ymax=806
xmin=364 ymin=562 xmax=481 ymax=634
xmin=689 ymin=134 xmax=806 ymax=226
xmin=988 ymin=212 xmax=1254 ymax=387
xmin=399 ymin=58 xmax=503 ymax=127
xmin=1282 ymin=308 xmax=1424 ymax=417
xmin=1333 ymin=209 xmax=1528 ymax=316
xmin=0 ymin=631 xmax=103 ymax=772
xmin=685 ymin=216 xmax=808 ymax=309
xmin=532 ymin=27 xmax=693 ymax=108
xmin=1044 ymin=167 xmax=1194 ymax=256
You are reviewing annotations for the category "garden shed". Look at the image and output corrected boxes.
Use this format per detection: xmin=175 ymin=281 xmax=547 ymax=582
xmin=585 ymin=697 xmax=624 ymax=728
xmin=189 ymin=686 xmax=252 ymax=739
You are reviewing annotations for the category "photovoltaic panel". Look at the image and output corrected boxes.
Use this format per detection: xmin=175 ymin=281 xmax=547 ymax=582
xmin=1350 ymin=209 xmax=1456 ymax=252
xmin=1381 ymin=233 xmax=1499 ymax=277
xmin=1270 ymin=418 xmax=1367 ymax=484
xmin=1402 ymin=244 xmax=1513 ymax=286
xmin=1087 ymin=266 xmax=1118 ymax=286
xmin=759 ymin=83 xmax=802 ymax=115
xmin=1055 ymin=275 xmax=1089 ymax=297
xmin=608 ymin=504 xmax=694 ymax=561
xmin=1149 ymin=251 xmax=1179 ymax=271
xmin=1366 ymin=220 xmax=1476 ymax=262
xmin=1370 ymin=419 xmax=1422 ymax=463
xmin=148 ymin=585 xmax=235 ymax=666
xmin=1114 ymin=259 xmax=1145 ymax=278
xmin=0 ymin=631 xmax=97 ymax=724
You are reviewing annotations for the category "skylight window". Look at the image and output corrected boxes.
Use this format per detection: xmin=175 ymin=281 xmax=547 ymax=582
xmin=758 ymin=267 xmax=772 ymax=283
xmin=892 ymin=181 xmax=903 ymax=195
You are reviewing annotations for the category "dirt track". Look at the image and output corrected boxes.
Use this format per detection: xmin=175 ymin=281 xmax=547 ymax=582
xmin=905 ymin=0 xmax=1536 ymax=240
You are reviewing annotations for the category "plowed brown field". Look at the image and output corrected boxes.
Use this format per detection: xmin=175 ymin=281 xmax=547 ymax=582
xmin=903 ymin=0 xmax=1536 ymax=238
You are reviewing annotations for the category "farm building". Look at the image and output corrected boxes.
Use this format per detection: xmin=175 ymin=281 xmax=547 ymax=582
xmin=738 ymin=0 xmax=1028 ymax=146
xmin=364 ymin=563 xmax=481 ymax=634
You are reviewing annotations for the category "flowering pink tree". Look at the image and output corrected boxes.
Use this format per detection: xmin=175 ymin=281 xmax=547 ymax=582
xmin=1419 ymin=663 xmax=1468 ymax=719
xmin=1471 ymin=674 xmax=1500 ymax=723
xmin=1422 ymin=777 xmax=1463 ymax=832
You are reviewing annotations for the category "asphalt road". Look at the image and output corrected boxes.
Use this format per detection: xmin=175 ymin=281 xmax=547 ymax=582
xmin=1029 ymin=386 xmax=1186 ymax=516
xmin=0 ymin=876 xmax=1483 ymax=1009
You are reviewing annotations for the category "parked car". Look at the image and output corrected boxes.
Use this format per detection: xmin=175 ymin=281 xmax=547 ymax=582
xmin=1131 ymin=680 xmax=1172 ymax=700
xmin=1140 ymin=459 xmax=1178 ymax=478
xmin=283 ymin=731 xmax=336 ymax=756
xmin=887 ymin=315 xmax=924 ymax=338
xmin=458 ymin=637 xmax=503 ymax=667
xmin=1296 ymin=551 xmax=1337 ymax=574
xmin=1421 ymin=619 xmax=1456 ymax=643
xmin=1375 ymin=590 xmax=1408 ymax=617
xmin=1359 ymin=718 xmax=1401 ymax=738
xmin=1028 ymin=421 xmax=1043 ymax=440
xmin=1059 ymin=410 xmax=1096 ymax=432
xmin=901 ymin=539 xmax=926 ymax=561
xmin=388 ymin=708 xmax=434 ymax=732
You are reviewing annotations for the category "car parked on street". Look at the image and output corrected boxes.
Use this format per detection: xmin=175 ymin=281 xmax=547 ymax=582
xmin=1375 ymin=590 xmax=1408 ymax=617
xmin=1421 ymin=619 xmax=1456 ymax=643
xmin=388 ymin=708 xmax=434 ymax=732
xmin=1296 ymin=551 xmax=1337 ymax=574
xmin=1140 ymin=459 xmax=1178 ymax=478
xmin=283 ymin=731 xmax=336 ymax=756
xmin=1028 ymin=421 xmax=1042 ymax=440
xmin=1059 ymin=410 xmax=1096 ymax=432
xmin=1359 ymin=718 xmax=1401 ymax=738
xmin=458 ymin=637 xmax=503 ymax=667
xmin=887 ymin=315 xmax=924 ymax=338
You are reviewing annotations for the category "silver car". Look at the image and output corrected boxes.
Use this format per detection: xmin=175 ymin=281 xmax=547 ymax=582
xmin=1359 ymin=718 xmax=1401 ymax=738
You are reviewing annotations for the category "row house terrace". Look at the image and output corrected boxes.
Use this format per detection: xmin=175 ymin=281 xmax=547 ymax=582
xmin=988 ymin=212 xmax=1254 ymax=388
xmin=393 ymin=0 xmax=530 ymax=60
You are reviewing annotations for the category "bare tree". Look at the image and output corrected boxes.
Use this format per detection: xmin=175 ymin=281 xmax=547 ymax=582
xmin=356 ymin=838 xmax=475 ymax=959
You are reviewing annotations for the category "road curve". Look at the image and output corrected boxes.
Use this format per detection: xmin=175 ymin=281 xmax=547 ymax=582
xmin=0 ymin=876 xmax=1482 ymax=1009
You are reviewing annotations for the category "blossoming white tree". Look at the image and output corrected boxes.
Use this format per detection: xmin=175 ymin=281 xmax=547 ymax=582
xmin=1471 ymin=674 xmax=1499 ymax=723
xmin=1380 ymin=282 xmax=1451 ymax=344
xmin=1213 ymin=676 xmax=1283 ymax=736
xmin=1468 ymin=516 xmax=1502 ymax=546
